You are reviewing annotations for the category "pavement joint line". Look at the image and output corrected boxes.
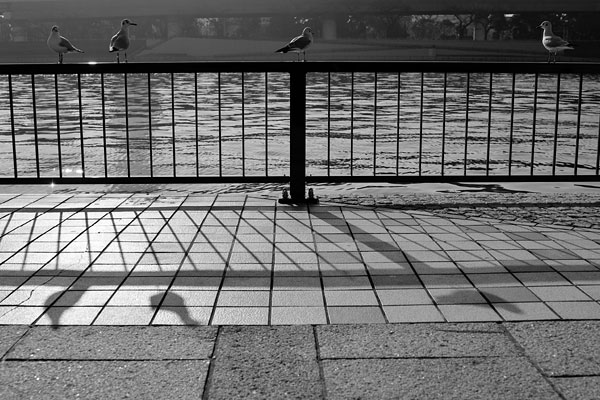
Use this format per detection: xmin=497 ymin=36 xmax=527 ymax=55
xmin=0 ymin=326 xmax=30 ymax=362
xmin=340 ymin=207 xmax=389 ymax=323
xmin=313 ymin=325 xmax=328 ymax=399
xmin=307 ymin=203 xmax=331 ymax=324
xmin=499 ymin=323 xmax=569 ymax=400
xmin=0 ymin=192 xmax=83 ymax=265
xmin=207 ymin=195 xmax=249 ymax=326
xmin=93 ymin=193 xmax=191 ymax=326
xmin=149 ymin=193 xmax=215 ymax=326
xmin=28 ymin=193 xmax=162 ymax=326
xmin=201 ymin=325 xmax=222 ymax=400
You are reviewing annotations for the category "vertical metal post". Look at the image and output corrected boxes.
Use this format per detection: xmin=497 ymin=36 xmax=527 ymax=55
xmin=289 ymin=68 xmax=306 ymax=201
xmin=124 ymin=73 xmax=130 ymax=177
xmin=396 ymin=72 xmax=401 ymax=176
xmin=418 ymin=72 xmax=424 ymax=176
xmin=101 ymin=73 xmax=108 ymax=178
xmin=374 ymin=72 xmax=378 ymax=176
xmin=463 ymin=73 xmax=470 ymax=176
xmin=327 ymin=72 xmax=331 ymax=176
xmin=78 ymin=74 xmax=85 ymax=178
xmin=530 ymin=73 xmax=539 ymax=176
xmin=31 ymin=74 xmax=40 ymax=178
xmin=195 ymin=72 xmax=199 ymax=177
xmin=508 ymin=73 xmax=515 ymax=176
xmin=8 ymin=74 xmax=17 ymax=178
xmin=486 ymin=73 xmax=493 ymax=176
xmin=441 ymin=72 xmax=447 ymax=176
xmin=265 ymin=72 xmax=269 ymax=176
xmin=218 ymin=72 xmax=222 ymax=177
xmin=55 ymin=74 xmax=63 ymax=178
xmin=147 ymin=73 xmax=153 ymax=178
xmin=171 ymin=72 xmax=176 ymax=177
xmin=552 ymin=74 xmax=561 ymax=176
xmin=241 ymin=72 xmax=245 ymax=177
xmin=350 ymin=72 xmax=355 ymax=176
xmin=574 ymin=73 xmax=583 ymax=176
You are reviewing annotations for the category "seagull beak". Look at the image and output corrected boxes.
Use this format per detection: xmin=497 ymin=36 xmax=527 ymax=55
xmin=130 ymin=22 xmax=138 ymax=26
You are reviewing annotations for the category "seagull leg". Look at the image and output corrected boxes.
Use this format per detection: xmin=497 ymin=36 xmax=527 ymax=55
xmin=116 ymin=52 xmax=120 ymax=64
xmin=59 ymin=53 xmax=63 ymax=64
xmin=125 ymin=52 xmax=128 ymax=63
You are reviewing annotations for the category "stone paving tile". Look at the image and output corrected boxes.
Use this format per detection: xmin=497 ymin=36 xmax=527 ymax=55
xmin=0 ymin=326 xmax=27 ymax=358
xmin=479 ymin=286 xmax=540 ymax=303
xmin=321 ymin=357 xmax=560 ymax=400
xmin=322 ymin=275 xmax=371 ymax=290
xmin=580 ymin=285 xmax=600 ymax=300
xmin=428 ymin=288 xmax=487 ymax=304
xmin=208 ymin=326 xmax=321 ymax=399
xmin=271 ymin=290 xmax=324 ymax=307
xmin=216 ymin=291 xmax=270 ymax=307
xmin=6 ymin=326 xmax=217 ymax=360
xmin=506 ymin=321 xmax=600 ymax=376
xmin=270 ymin=307 xmax=327 ymax=325
xmin=376 ymin=288 xmax=433 ymax=305
xmin=327 ymin=306 xmax=386 ymax=324
xmin=437 ymin=304 xmax=502 ymax=322
xmin=493 ymin=302 xmax=559 ymax=321
xmin=383 ymin=305 xmax=445 ymax=322
xmin=0 ymin=360 xmax=210 ymax=400
xmin=211 ymin=307 xmax=269 ymax=325
xmin=152 ymin=306 xmax=212 ymax=325
xmin=36 ymin=306 xmax=102 ymax=326
xmin=529 ymin=285 xmax=592 ymax=301
xmin=93 ymin=306 xmax=156 ymax=325
xmin=421 ymin=274 xmax=473 ymax=288
xmin=546 ymin=301 xmax=600 ymax=319
xmin=317 ymin=323 xmax=517 ymax=358
xmin=324 ymin=290 xmax=379 ymax=307
xmin=0 ymin=306 xmax=46 ymax=324
xmin=551 ymin=377 xmax=600 ymax=400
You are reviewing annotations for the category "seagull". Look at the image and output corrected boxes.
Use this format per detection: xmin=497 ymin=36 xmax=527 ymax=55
xmin=109 ymin=18 xmax=137 ymax=63
xmin=538 ymin=21 xmax=574 ymax=63
xmin=275 ymin=27 xmax=313 ymax=61
xmin=46 ymin=26 xmax=84 ymax=64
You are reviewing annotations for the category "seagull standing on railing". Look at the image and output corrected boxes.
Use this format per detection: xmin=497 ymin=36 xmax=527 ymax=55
xmin=47 ymin=26 xmax=84 ymax=64
xmin=538 ymin=21 xmax=574 ymax=63
xmin=275 ymin=27 xmax=313 ymax=62
xmin=109 ymin=19 xmax=137 ymax=63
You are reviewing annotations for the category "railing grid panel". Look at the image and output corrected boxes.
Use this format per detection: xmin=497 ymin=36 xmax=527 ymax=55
xmin=0 ymin=62 xmax=597 ymax=192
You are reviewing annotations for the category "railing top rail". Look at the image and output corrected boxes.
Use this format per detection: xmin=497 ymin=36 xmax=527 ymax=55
xmin=0 ymin=61 xmax=599 ymax=75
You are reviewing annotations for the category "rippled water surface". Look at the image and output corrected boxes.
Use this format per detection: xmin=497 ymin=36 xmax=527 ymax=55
xmin=1 ymin=71 xmax=599 ymax=178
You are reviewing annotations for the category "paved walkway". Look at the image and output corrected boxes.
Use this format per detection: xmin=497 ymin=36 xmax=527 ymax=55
xmin=1 ymin=182 xmax=600 ymax=398
xmin=1 ymin=183 xmax=600 ymax=326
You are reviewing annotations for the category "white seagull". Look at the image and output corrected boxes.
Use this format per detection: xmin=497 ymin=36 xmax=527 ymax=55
xmin=109 ymin=19 xmax=137 ymax=63
xmin=275 ymin=27 xmax=313 ymax=61
xmin=538 ymin=21 xmax=574 ymax=63
xmin=47 ymin=26 xmax=84 ymax=64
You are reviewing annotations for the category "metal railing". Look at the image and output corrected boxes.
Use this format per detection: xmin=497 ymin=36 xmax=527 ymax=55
xmin=0 ymin=61 xmax=599 ymax=201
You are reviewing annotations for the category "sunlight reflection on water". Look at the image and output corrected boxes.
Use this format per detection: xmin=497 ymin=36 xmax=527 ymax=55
xmin=0 ymin=71 xmax=599 ymax=178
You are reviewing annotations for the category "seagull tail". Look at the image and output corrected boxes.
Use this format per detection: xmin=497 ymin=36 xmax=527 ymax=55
xmin=275 ymin=45 xmax=290 ymax=54
xmin=109 ymin=46 xmax=118 ymax=53
xmin=73 ymin=47 xmax=84 ymax=53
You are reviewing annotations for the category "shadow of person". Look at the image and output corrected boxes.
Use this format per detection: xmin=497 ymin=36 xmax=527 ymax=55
xmin=150 ymin=292 xmax=200 ymax=325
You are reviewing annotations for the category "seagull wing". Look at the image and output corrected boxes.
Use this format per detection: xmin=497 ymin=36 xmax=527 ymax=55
xmin=543 ymin=35 xmax=572 ymax=48
xmin=288 ymin=35 xmax=311 ymax=51
xmin=59 ymin=36 xmax=83 ymax=53
xmin=110 ymin=30 xmax=129 ymax=51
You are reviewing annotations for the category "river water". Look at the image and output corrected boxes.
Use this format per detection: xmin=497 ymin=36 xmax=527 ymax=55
xmin=0 ymin=71 xmax=599 ymax=178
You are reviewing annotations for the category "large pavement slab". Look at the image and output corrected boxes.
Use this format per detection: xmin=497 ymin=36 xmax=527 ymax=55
xmin=1 ymin=322 xmax=599 ymax=399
